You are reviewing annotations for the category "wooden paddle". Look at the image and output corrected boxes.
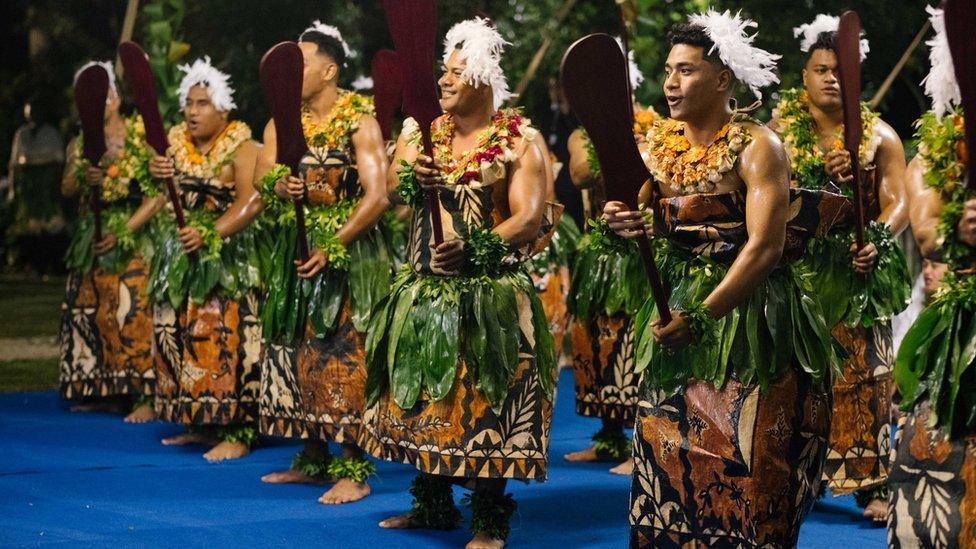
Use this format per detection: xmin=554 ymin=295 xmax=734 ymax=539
xmin=944 ymin=0 xmax=976 ymax=191
xmin=834 ymin=11 xmax=866 ymax=249
xmin=383 ymin=0 xmax=445 ymax=245
xmin=73 ymin=65 xmax=109 ymax=242
xmin=117 ymin=41 xmax=185 ymax=228
xmin=260 ymin=41 xmax=310 ymax=261
xmin=561 ymin=33 xmax=671 ymax=324
xmin=371 ymin=49 xmax=404 ymax=142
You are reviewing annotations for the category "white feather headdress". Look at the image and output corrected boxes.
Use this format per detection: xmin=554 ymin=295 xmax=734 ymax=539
xmin=74 ymin=60 xmax=118 ymax=97
xmin=300 ymin=21 xmax=356 ymax=63
xmin=922 ymin=5 xmax=961 ymax=118
xmin=177 ymin=56 xmax=237 ymax=112
xmin=687 ymin=10 xmax=781 ymax=100
xmin=443 ymin=17 xmax=512 ymax=110
xmin=616 ymin=37 xmax=645 ymax=91
xmin=351 ymin=75 xmax=374 ymax=91
xmin=793 ymin=14 xmax=869 ymax=62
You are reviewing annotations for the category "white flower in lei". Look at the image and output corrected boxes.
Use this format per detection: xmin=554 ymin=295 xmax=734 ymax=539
xmin=443 ymin=17 xmax=512 ymax=110
xmin=177 ymin=56 xmax=237 ymax=112
xmin=793 ymin=14 xmax=870 ymax=62
xmin=922 ymin=5 xmax=961 ymax=119
xmin=687 ymin=9 xmax=780 ymax=100
xmin=300 ymin=20 xmax=357 ymax=62
xmin=74 ymin=60 xmax=118 ymax=97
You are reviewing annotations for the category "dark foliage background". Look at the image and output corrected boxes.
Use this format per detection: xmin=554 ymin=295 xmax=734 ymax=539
xmin=1 ymin=0 xmax=933 ymax=168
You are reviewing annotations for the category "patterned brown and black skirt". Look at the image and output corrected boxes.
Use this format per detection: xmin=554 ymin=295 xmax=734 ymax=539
xmin=571 ymin=313 xmax=639 ymax=425
xmin=822 ymin=321 xmax=893 ymax=494
xmin=152 ymin=291 xmax=261 ymax=426
xmin=59 ymin=256 xmax=155 ymax=399
xmin=532 ymin=262 xmax=571 ymax=366
xmin=888 ymin=403 xmax=976 ymax=548
xmin=258 ymin=301 xmax=367 ymax=445
xmin=629 ymin=369 xmax=830 ymax=548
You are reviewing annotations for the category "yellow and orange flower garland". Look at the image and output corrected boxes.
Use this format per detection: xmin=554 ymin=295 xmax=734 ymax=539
xmin=73 ymin=115 xmax=152 ymax=202
xmin=167 ymin=120 xmax=251 ymax=179
xmin=430 ymin=108 xmax=532 ymax=186
xmin=301 ymin=90 xmax=374 ymax=151
xmin=646 ymin=117 xmax=750 ymax=195
xmin=581 ymin=106 xmax=659 ymax=180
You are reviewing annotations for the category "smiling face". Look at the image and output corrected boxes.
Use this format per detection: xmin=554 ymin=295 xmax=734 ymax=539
xmin=803 ymin=48 xmax=842 ymax=112
xmin=438 ymin=49 xmax=492 ymax=115
xmin=182 ymin=85 xmax=228 ymax=141
xmin=299 ymin=41 xmax=338 ymax=101
xmin=662 ymin=44 xmax=733 ymax=123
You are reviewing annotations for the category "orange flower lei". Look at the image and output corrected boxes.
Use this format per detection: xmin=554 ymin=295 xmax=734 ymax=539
xmin=647 ymin=118 xmax=751 ymax=194
xmin=168 ymin=120 xmax=251 ymax=180
xmin=430 ymin=108 xmax=529 ymax=185
xmin=301 ymin=90 xmax=374 ymax=151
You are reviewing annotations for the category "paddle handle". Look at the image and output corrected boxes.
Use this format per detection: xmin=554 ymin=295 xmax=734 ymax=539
xmin=636 ymin=230 xmax=671 ymax=325
xmin=848 ymin=153 xmax=865 ymax=249
xmin=420 ymin=128 xmax=444 ymax=246
xmin=294 ymin=198 xmax=309 ymax=262
xmin=91 ymin=192 xmax=103 ymax=242
xmin=163 ymin=177 xmax=186 ymax=229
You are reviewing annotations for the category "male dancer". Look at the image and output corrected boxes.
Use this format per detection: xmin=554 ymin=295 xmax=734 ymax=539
xmin=365 ymin=17 xmax=556 ymax=549
xmin=254 ymin=21 xmax=391 ymax=504
xmin=606 ymin=11 xmax=841 ymax=546
xmin=146 ymin=57 xmax=263 ymax=462
xmin=60 ymin=60 xmax=158 ymax=423
xmin=563 ymin=59 xmax=656 ymax=473
xmin=889 ymin=6 xmax=976 ymax=545
xmin=771 ymin=16 xmax=910 ymax=520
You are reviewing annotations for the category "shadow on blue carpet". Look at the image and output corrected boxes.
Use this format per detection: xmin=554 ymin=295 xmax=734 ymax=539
xmin=0 ymin=369 xmax=886 ymax=547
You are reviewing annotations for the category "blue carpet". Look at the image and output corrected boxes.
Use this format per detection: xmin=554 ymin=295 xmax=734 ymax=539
xmin=0 ymin=369 xmax=886 ymax=547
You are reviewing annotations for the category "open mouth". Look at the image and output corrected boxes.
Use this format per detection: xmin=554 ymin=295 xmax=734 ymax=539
xmin=441 ymin=89 xmax=457 ymax=99
xmin=666 ymin=96 xmax=683 ymax=107
xmin=822 ymin=88 xmax=840 ymax=96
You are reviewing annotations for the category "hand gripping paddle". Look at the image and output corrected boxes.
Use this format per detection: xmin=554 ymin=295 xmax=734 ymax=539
xmin=73 ymin=65 xmax=109 ymax=241
xmin=260 ymin=42 xmax=310 ymax=261
xmin=383 ymin=0 xmax=445 ymax=245
xmin=834 ymin=11 xmax=866 ymax=248
xmin=118 ymin=41 xmax=186 ymax=228
xmin=561 ymin=33 xmax=671 ymax=323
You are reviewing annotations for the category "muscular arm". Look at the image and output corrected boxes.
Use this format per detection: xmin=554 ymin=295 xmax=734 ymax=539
xmin=336 ymin=115 xmax=391 ymax=246
xmin=873 ymin=120 xmax=909 ymax=235
xmin=905 ymin=155 xmax=943 ymax=259
xmin=215 ymin=140 xmax=262 ymax=237
xmin=61 ymin=137 xmax=79 ymax=197
xmin=531 ymin=131 xmax=556 ymax=202
xmin=567 ymin=128 xmax=596 ymax=189
xmin=493 ymin=139 xmax=547 ymax=246
xmin=703 ymin=126 xmax=789 ymax=319
xmin=126 ymin=195 xmax=167 ymax=231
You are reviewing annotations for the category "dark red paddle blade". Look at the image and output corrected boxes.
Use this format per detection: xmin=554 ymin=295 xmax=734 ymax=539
xmin=118 ymin=41 xmax=169 ymax=155
xmin=259 ymin=42 xmax=306 ymax=173
xmin=383 ymin=0 xmax=441 ymax=154
xmin=561 ymin=34 xmax=647 ymax=209
xmin=561 ymin=33 xmax=670 ymax=322
xmin=944 ymin=0 xmax=976 ymax=190
xmin=834 ymin=11 xmax=866 ymax=247
xmin=371 ymin=49 xmax=404 ymax=141
xmin=74 ymin=66 xmax=109 ymax=164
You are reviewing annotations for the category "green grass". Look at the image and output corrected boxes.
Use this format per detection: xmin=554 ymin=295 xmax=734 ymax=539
xmin=0 ymin=274 xmax=64 ymax=338
xmin=0 ymin=358 xmax=59 ymax=392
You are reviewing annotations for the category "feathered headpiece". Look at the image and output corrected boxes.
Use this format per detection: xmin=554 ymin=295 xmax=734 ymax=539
xmin=177 ymin=56 xmax=237 ymax=112
xmin=793 ymin=14 xmax=869 ymax=62
xmin=351 ymin=75 xmax=373 ymax=91
xmin=73 ymin=60 xmax=118 ymax=97
xmin=300 ymin=20 xmax=356 ymax=64
xmin=443 ymin=17 xmax=512 ymax=110
xmin=922 ymin=5 xmax=961 ymax=118
xmin=616 ymin=37 xmax=645 ymax=91
xmin=686 ymin=9 xmax=781 ymax=100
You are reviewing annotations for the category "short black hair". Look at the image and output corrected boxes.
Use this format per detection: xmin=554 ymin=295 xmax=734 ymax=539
xmin=299 ymin=31 xmax=347 ymax=68
xmin=810 ymin=31 xmax=835 ymax=54
xmin=667 ymin=23 xmax=723 ymax=66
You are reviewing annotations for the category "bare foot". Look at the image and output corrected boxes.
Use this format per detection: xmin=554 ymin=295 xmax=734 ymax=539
xmin=161 ymin=431 xmax=217 ymax=446
xmin=124 ymin=402 xmax=156 ymax=423
xmin=609 ymin=457 xmax=634 ymax=475
xmin=378 ymin=513 xmax=415 ymax=529
xmin=203 ymin=440 xmax=249 ymax=462
xmin=564 ymin=446 xmax=600 ymax=462
xmin=466 ymin=532 xmax=505 ymax=549
xmin=261 ymin=469 xmax=330 ymax=485
xmin=318 ymin=478 xmax=370 ymax=504
xmin=863 ymin=498 xmax=888 ymax=522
